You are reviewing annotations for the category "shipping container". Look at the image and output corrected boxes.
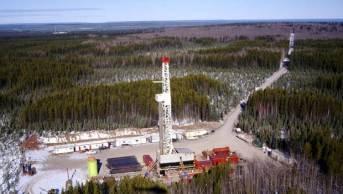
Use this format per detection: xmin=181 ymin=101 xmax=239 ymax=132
xmin=210 ymin=155 xmax=227 ymax=165
xmin=143 ymin=155 xmax=154 ymax=167
xmin=195 ymin=160 xmax=212 ymax=170
xmin=213 ymin=146 xmax=230 ymax=154
xmin=214 ymin=152 xmax=229 ymax=158
xmin=228 ymin=153 xmax=239 ymax=164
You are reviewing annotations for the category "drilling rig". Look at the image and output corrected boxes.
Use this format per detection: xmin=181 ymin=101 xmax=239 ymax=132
xmin=283 ymin=31 xmax=296 ymax=67
xmin=288 ymin=30 xmax=295 ymax=56
xmin=154 ymin=57 xmax=194 ymax=174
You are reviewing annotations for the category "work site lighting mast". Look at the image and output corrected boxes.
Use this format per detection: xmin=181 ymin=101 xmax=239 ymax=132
xmin=154 ymin=57 xmax=174 ymax=155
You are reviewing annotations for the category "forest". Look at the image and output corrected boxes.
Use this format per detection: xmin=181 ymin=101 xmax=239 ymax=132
xmin=238 ymin=88 xmax=343 ymax=175
xmin=0 ymin=35 xmax=281 ymax=132
xmin=62 ymin=160 xmax=342 ymax=194
xmin=19 ymin=75 xmax=228 ymax=131
xmin=62 ymin=176 xmax=167 ymax=194
xmin=237 ymin=39 xmax=343 ymax=176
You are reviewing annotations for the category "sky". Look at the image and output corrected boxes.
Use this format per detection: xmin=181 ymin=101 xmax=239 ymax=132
xmin=0 ymin=0 xmax=342 ymax=24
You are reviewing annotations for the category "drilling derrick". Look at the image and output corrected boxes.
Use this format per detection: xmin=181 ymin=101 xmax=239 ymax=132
xmin=289 ymin=31 xmax=295 ymax=49
xmin=284 ymin=31 xmax=295 ymax=68
xmin=154 ymin=57 xmax=195 ymax=174
xmin=288 ymin=30 xmax=295 ymax=56
xmin=155 ymin=57 xmax=174 ymax=155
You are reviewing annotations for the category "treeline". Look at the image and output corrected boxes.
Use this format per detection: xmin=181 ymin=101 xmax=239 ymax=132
xmin=62 ymin=160 xmax=342 ymax=194
xmin=290 ymin=39 xmax=343 ymax=73
xmin=237 ymin=88 xmax=343 ymax=175
xmin=105 ymin=49 xmax=280 ymax=69
xmin=191 ymin=49 xmax=280 ymax=69
xmin=313 ymin=73 xmax=343 ymax=99
xmin=0 ymin=38 xmax=93 ymax=94
xmin=197 ymin=39 xmax=285 ymax=54
xmin=0 ymin=94 xmax=21 ymax=111
xmin=295 ymin=39 xmax=343 ymax=50
xmin=107 ymin=37 xmax=183 ymax=55
xmin=171 ymin=160 xmax=341 ymax=194
xmin=0 ymin=61 xmax=92 ymax=94
xmin=291 ymin=49 xmax=343 ymax=73
xmin=0 ymin=36 xmax=282 ymax=132
xmin=20 ymin=75 xmax=228 ymax=131
xmin=62 ymin=176 xmax=167 ymax=194
xmin=0 ymin=37 xmax=281 ymax=94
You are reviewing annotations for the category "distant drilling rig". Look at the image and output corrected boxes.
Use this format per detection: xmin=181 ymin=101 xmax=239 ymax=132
xmin=288 ymin=30 xmax=295 ymax=55
xmin=154 ymin=57 xmax=194 ymax=174
xmin=283 ymin=31 xmax=296 ymax=67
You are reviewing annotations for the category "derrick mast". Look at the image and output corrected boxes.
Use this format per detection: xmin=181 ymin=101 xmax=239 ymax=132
xmin=154 ymin=57 xmax=195 ymax=174
xmin=155 ymin=57 xmax=174 ymax=155
xmin=287 ymin=30 xmax=296 ymax=57
xmin=289 ymin=31 xmax=295 ymax=49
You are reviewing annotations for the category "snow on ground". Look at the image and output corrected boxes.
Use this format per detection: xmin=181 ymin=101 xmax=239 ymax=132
xmin=17 ymin=148 xmax=50 ymax=193
xmin=67 ymin=152 xmax=89 ymax=160
xmin=25 ymin=148 xmax=50 ymax=162
xmin=0 ymin=136 xmax=23 ymax=193
xmin=42 ymin=129 xmax=144 ymax=144
xmin=31 ymin=169 xmax=87 ymax=193
xmin=18 ymin=168 xmax=87 ymax=194
xmin=17 ymin=147 xmax=88 ymax=193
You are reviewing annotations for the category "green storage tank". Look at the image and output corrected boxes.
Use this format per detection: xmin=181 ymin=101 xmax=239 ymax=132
xmin=88 ymin=157 xmax=98 ymax=177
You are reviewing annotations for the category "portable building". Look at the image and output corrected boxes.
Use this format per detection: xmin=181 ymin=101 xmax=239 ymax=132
xmin=52 ymin=145 xmax=75 ymax=154
xmin=183 ymin=129 xmax=208 ymax=140
xmin=89 ymin=141 xmax=109 ymax=150
xmin=143 ymin=155 xmax=154 ymax=167
xmin=75 ymin=143 xmax=91 ymax=152
xmin=112 ymin=135 xmax=147 ymax=147
xmin=146 ymin=133 xmax=160 ymax=143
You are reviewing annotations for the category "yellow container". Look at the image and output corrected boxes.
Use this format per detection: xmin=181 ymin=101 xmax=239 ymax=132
xmin=87 ymin=157 xmax=98 ymax=177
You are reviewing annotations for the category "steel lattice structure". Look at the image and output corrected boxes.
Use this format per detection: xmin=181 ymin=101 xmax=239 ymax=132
xmin=154 ymin=57 xmax=174 ymax=155
xmin=289 ymin=32 xmax=295 ymax=48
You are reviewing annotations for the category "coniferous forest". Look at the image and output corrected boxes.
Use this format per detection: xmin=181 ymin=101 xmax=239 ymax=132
xmin=237 ymin=39 xmax=343 ymax=176
xmin=0 ymin=36 xmax=281 ymax=133
xmin=61 ymin=38 xmax=343 ymax=194
xmin=0 ymin=27 xmax=342 ymax=193
xmin=20 ymin=75 xmax=228 ymax=131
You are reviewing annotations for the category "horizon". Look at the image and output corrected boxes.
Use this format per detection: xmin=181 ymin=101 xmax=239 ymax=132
xmin=1 ymin=0 xmax=342 ymax=24
xmin=1 ymin=18 xmax=343 ymax=26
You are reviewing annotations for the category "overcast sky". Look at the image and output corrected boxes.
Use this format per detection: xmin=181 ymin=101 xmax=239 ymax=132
xmin=0 ymin=0 xmax=342 ymax=24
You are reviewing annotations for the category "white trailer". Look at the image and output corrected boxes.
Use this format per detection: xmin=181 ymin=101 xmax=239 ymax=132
xmin=75 ymin=143 xmax=91 ymax=151
xmin=52 ymin=145 xmax=75 ymax=154
xmin=112 ymin=135 xmax=147 ymax=147
xmin=89 ymin=141 xmax=110 ymax=149
xmin=146 ymin=133 xmax=160 ymax=143
xmin=183 ymin=129 xmax=208 ymax=140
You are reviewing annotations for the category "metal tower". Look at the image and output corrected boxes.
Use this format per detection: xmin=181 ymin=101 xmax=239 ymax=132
xmin=289 ymin=32 xmax=295 ymax=49
xmin=287 ymin=31 xmax=295 ymax=56
xmin=154 ymin=57 xmax=174 ymax=155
